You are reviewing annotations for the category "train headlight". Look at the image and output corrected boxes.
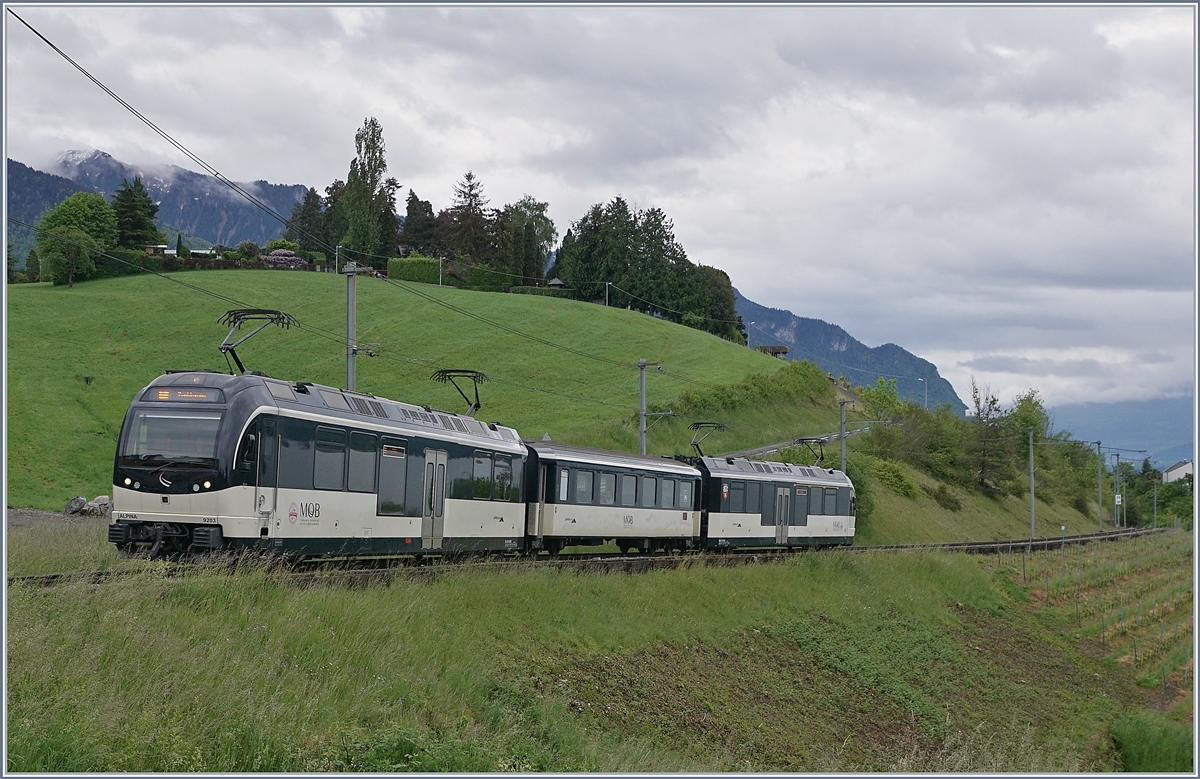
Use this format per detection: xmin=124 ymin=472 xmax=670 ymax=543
xmin=192 ymin=484 xmax=200 ymax=492
xmin=203 ymin=480 xmax=211 ymax=490
xmin=133 ymin=481 xmax=140 ymax=489
xmin=124 ymin=477 xmax=132 ymax=486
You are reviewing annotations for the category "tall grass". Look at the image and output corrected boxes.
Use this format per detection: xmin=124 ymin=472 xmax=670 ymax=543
xmin=8 ymin=548 xmax=1137 ymax=771
xmin=1111 ymin=711 xmax=1193 ymax=772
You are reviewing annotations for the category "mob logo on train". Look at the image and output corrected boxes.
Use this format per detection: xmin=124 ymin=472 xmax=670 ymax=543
xmin=289 ymin=502 xmax=298 ymax=524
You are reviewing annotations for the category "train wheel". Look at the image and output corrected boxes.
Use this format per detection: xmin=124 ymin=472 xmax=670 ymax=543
xmin=617 ymin=541 xmax=634 ymax=555
xmin=546 ymin=539 xmax=564 ymax=557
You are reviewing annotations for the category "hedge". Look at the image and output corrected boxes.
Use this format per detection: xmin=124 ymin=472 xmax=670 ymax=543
xmin=387 ymin=256 xmax=441 ymax=285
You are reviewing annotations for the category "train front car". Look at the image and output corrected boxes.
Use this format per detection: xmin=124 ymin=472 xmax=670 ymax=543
xmin=523 ymin=441 xmax=702 ymax=554
xmin=109 ymin=371 xmax=528 ymax=558
xmin=698 ymin=457 xmax=855 ymax=549
xmin=109 ymin=371 xmax=260 ymax=556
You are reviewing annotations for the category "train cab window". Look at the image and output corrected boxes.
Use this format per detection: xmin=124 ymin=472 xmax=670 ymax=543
xmin=679 ymin=480 xmax=693 ymax=510
xmin=620 ymin=474 xmax=637 ymax=506
xmin=314 ymin=426 xmax=347 ymax=490
xmin=746 ymin=482 xmax=761 ymax=514
xmin=494 ymin=457 xmax=515 ymax=502
xmin=598 ymin=473 xmax=616 ymax=505
xmin=377 ymin=437 xmax=407 ymax=515
xmin=809 ymin=486 xmax=825 ymax=516
xmin=348 ymin=432 xmax=378 ymax=493
xmin=558 ymin=468 xmax=570 ymax=502
xmin=730 ymin=481 xmax=745 ymax=513
xmin=575 ymin=470 xmax=594 ymax=504
xmin=641 ymin=477 xmax=657 ymax=507
xmin=473 ymin=451 xmax=494 ymax=500
xmin=660 ymin=478 xmax=675 ymax=508
xmin=825 ymin=488 xmax=838 ymax=516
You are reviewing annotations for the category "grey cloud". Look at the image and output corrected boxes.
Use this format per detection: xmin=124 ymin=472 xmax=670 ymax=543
xmin=959 ymin=354 xmax=1110 ymax=378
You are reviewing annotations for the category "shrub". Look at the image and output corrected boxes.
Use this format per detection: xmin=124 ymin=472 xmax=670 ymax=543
xmin=263 ymin=238 xmax=301 ymax=254
xmin=387 ymin=255 xmax=441 ymax=285
xmin=920 ymin=482 xmax=962 ymax=512
xmin=461 ymin=264 xmax=506 ymax=291
xmin=870 ymin=457 xmax=920 ymax=498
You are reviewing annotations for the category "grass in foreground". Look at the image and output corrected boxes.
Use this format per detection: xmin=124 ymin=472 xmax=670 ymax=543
xmin=13 ymin=533 xmax=1190 ymax=772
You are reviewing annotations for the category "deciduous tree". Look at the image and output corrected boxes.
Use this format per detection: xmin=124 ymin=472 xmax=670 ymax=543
xmin=41 ymin=226 xmax=99 ymax=287
xmin=35 ymin=193 xmax=117 ymax=263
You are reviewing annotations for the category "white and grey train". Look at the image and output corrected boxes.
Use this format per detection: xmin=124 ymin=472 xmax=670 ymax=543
xmin=108 ymin=371 xmax=855 ymax=558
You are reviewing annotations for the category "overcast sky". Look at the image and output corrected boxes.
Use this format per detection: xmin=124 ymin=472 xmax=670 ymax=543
xmin=5 ymin=4 xmax=1195 ymax=408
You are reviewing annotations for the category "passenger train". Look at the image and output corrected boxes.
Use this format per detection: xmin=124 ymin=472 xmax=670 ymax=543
xmin=108 ymin=371 xmax=855 ymax=558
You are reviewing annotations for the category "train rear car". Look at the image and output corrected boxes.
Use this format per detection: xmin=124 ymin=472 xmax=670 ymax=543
xmin=697 ymin=456 xmax=855 ymax=548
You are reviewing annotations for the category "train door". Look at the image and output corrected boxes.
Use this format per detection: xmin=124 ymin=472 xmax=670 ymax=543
xmin=527 ymin=463 xmax=548 ymax=541
xmin=422 ymin=449 xmax=447 ymax=549
xmin=255 ymin=417 xmax=278 ymax=534
xmin=774 ymin=486 xmax=790 ymax=544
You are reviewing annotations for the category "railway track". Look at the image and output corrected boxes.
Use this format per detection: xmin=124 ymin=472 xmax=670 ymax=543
xmin=7 ymin=526 xmax=1169 ymax=589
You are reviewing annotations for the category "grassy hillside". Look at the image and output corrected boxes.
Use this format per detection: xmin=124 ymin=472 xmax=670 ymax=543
xmin=7 ymin=272 xmax=843 ymax=510
xmin=7 ymin=530 xmax=1191 ymax=771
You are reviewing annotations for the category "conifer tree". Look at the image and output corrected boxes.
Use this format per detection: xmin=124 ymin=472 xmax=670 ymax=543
xmin=111 ymin=177 xmax=163 ymax=248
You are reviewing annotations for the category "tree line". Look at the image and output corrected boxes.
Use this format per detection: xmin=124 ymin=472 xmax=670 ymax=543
xmin=850 ymin=378 xmax=1192 ymax=528
xmin=283 ymin=117 xmax=743 ymax=342
xmin=14 ymin=115 xmax=744 ymax=344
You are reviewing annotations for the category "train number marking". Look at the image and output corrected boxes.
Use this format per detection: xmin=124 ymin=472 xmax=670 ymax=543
xmin=201 ymin=516 xmax=218 ymax=524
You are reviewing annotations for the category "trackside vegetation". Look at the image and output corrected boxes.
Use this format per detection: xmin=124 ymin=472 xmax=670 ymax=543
xmin=6 ymin=531 xmax=1191 ymax=771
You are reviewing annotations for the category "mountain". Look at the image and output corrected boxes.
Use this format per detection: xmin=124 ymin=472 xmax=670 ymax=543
xmin=49 ymin=150 xmax=306 ymax=247
xmin=1049 ymin=397 xmax=1194 ymax=469
xmin=5 ymin=159 xmax=87 ymax=264
xmin=734 ymin=288 xmax=968 ymax=414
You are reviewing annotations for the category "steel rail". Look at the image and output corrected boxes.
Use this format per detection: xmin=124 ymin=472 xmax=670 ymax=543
xmin=6 ymin=526 xmax=1169 ymax=589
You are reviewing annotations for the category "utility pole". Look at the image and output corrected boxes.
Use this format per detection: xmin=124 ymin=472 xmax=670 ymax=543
xmin=605 ymin=281 xmax=610 ymax=307
xmin=1112 ymin=453 xmax=1121 ymax=528
xmin=1096 ymin=441 xmax=1103 ymax=531
xmin=1028 ymin=426 xmax=1035 ymax=541
xmin=917 ymin=377 xmax=928 ymax=409
xmin=438 ymin=257 xmax=443 ymax=286
xmin=637 ymin=359 xmax=659 ymax=455
xmin=343 ymin=261 xmax=365 ymax=391
xmin=839 ymin=398 xmax=847 ymax=472
xmin=335 ymin=244 xmax=342 ymax=275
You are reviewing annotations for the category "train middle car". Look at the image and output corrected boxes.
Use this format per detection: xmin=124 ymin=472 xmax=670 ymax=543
xmin=522 ymin=441 xmax=703 ymax=553
xmin=696 ymin=457 xmax=855 ymax=548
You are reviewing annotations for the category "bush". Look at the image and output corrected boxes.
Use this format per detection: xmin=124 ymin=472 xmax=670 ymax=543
xmin=509 ymin=286 xmax=573 ymax=298
xmin=263 ymin=238 xmax=301 ymax=254
xmin=869 ymin=457 xmax=920 ymax=498
xmin=387 ymin=255 xmax=441 ymax=285
xmin=461 ymin=264 xmax=506 ymax=291
xmin=844 ymin=453 xmax=875 ymax=523
xmin=921 ymin=482 xmax=962 ymax=511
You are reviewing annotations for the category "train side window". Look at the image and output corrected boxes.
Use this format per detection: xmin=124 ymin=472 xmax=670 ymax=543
xmin=730 ymin=481 xmax=745 ymax=513
xmin=620 ymin=474 xmax=637 ymax=506
xmin=277 ymin=417 xmax=314 ymax=490
xmin=348 ymin=432 xmax=377 ymax=493
xmin=473 ymin=451 xmax=494 ymax=500
xmin=661 ymin=478 xmax=675 ymax=508
xmin=598 ymin=473 xmax=616 ymax=505
xmin=494 ymin=457 xmax=514 ymax=502
xmin=746 ymin=481 xmax=761 ymax=514
xmin=837 ymin=486 xmax=850 ymax=515
xmin=641 ymin=477 xmax=657 ymax=507
xmin=575 ymin=470 xmax=594 ymax=504
xmin=257 ymin=417 xmax=277 ymax=488
xmin=558 ymin=468 xmax=569 ymax=502
xmin=377 ymin=437 xmax=407 ymax=515
xmin=313 ymin=426 xmax=347 ymax=490
xmin=824 ymin=488 xmax=838 ymax=516
xmin=678 ymin=480 xmax=693 ymax=510
xmin=809 ymin=486 xmax=825 ymax=515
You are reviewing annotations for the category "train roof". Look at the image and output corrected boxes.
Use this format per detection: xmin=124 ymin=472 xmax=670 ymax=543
xmin=523 ymin=440 xmax=701 ymax=477
xmin=698 ymin=456 xmax=851 ymax=486
xmin=144 ymin=371 xmax=524 ymax=450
